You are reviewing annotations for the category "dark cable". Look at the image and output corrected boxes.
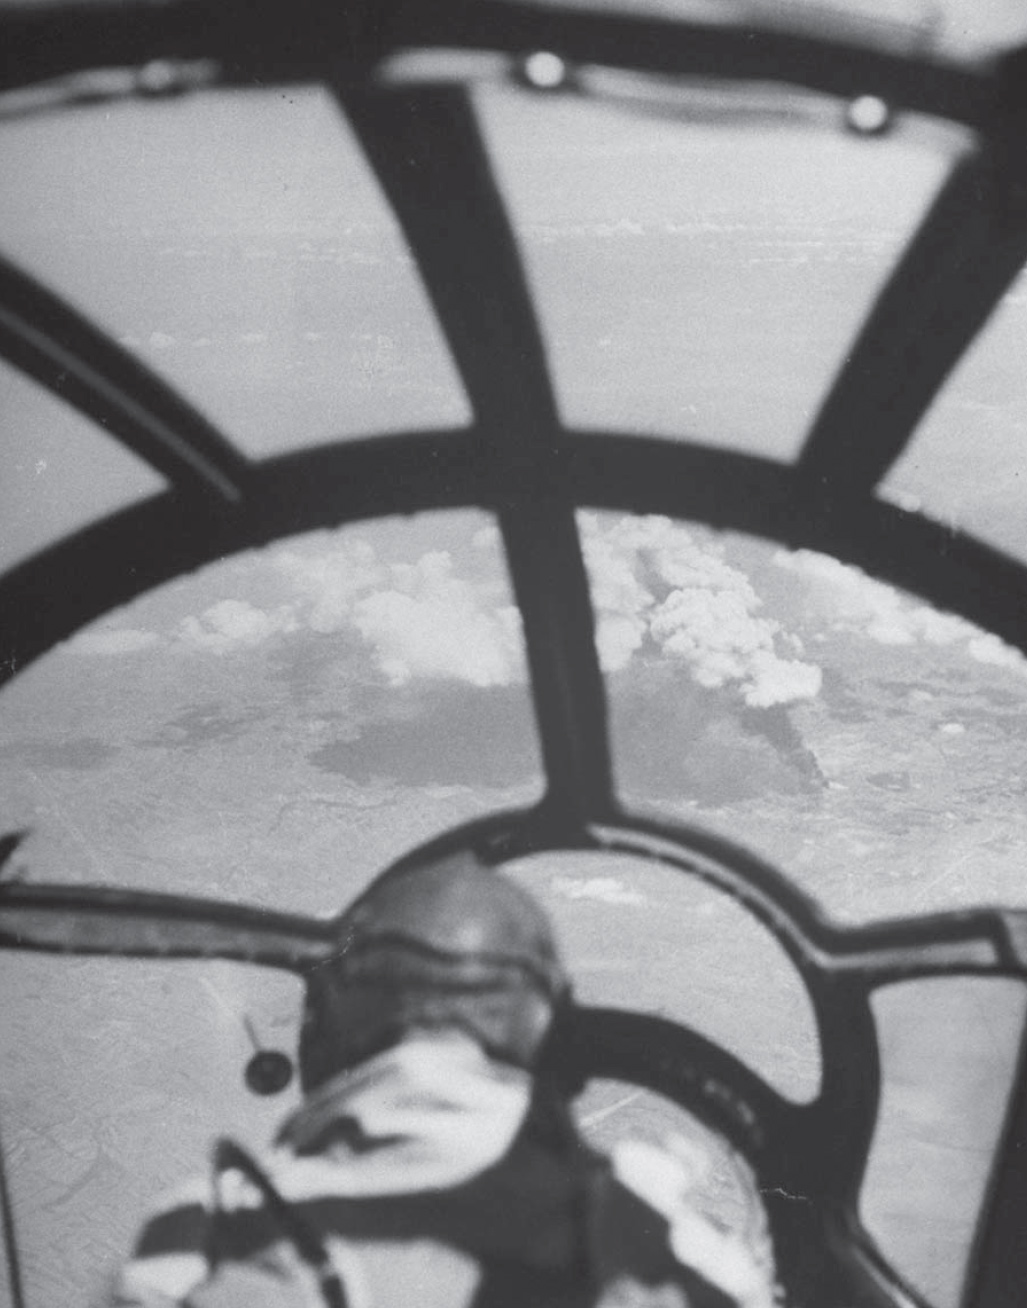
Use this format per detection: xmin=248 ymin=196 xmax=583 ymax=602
xmin=211 ymin=1138 xmax=347 ymax=1308
xmin=0 ymin=1113 xmax=26 ymax=1308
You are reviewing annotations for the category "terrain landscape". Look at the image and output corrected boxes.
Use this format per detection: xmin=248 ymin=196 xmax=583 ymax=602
xmin=3 ymin=511 xmax=1027 ymax=1306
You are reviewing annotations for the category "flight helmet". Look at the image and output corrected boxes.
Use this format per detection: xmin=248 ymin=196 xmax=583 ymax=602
xmin=299 ymin=849 xmax=570 ymax=1090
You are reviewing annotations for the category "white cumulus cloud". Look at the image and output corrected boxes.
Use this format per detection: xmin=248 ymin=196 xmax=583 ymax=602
xmin=775 ymin=549 xmax=1027 ymax=672
xmin=353 ymin=551 xmax=523 ymax=687
xmin=274 ymin=539 xmax=383 ymax=634
xmin=274 ymin=538 xmax=525 ymax=686
xmin=579 ymin=519 xmax=653 ymax=673
xmin=177 ymin=599 xmax=297 ymax=654
xmin=580 ymin=514 xmax=821 ymax=706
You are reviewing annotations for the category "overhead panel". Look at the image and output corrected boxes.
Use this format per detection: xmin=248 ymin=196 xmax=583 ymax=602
xmin=0 ymin=87 xmax=471 ymax=458
xmin=478 ymin=0 xmax=1027 ymax=59
xmin=476 ymin=81 xmax=958 ymax=458
xmin=0 ymin=358 xmax=163 ymax=574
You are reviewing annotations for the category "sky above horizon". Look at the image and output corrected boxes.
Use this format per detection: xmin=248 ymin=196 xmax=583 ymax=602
xmin=5 ymin=73 xmax=1027 ymax=574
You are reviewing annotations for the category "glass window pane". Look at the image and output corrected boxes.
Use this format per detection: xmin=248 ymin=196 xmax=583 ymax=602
xmin=0 ymin=359 xmax=164 ymax=572
xmin=505 ymin=849 xmax=821 ymax=1102
xmin=0 ymin=954 xmax=302 ymax=1306
xmin=479 ymin=85 xmax=959 ymax=457
xmin=0 ymin=89 xmax=470 ymax=457
xmin=0 ymin=511 xmax=541 ymax=910
xmin=580 ymin=510 xmax=1027 ymax=922
xmin=861 ymin=978 xmax=1027 ymax=1308
xmin=881 ymin=275 xmax=1027 ymax=562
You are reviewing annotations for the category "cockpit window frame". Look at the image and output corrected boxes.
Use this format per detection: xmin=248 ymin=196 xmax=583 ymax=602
xmin=3 ymin=7 xmax=1027 ymax=1308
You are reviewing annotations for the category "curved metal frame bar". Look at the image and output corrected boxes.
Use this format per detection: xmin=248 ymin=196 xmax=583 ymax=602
xmin=3 ymin=809 xmax=1026 ymax=1306
xmin=0 ymin=0 xmax=1005 ymax=127
xmin=0 ymin=255 xmax=251 ymax=503
xmin=8 ymin=433 xmax=1027 ymax=684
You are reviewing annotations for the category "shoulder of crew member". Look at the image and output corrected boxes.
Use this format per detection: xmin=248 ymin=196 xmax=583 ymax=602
xmin=601 ymin=1139 xmax=777 ymax=1308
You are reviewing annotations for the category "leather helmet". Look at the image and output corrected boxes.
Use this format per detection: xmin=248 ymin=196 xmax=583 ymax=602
xmin=299 ymin=849 xmax=569 ymax=1090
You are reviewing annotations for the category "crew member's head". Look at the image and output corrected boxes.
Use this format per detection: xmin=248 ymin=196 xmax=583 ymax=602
xmin=298 ymin=849 xmax=570 ymax=1092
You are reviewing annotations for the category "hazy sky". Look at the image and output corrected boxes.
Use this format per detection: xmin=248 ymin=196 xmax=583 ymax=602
xmin=3 ymin=72 xmax=1026 ymax=571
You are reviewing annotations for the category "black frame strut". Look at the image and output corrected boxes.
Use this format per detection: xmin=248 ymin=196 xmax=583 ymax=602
xmin=798 ymin=139 xmax=1027 ymax=499
xmin=339 ymin=83 xmax=614 ymax=821
xmin=0 ymin=254 xmax=250 ymax=503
